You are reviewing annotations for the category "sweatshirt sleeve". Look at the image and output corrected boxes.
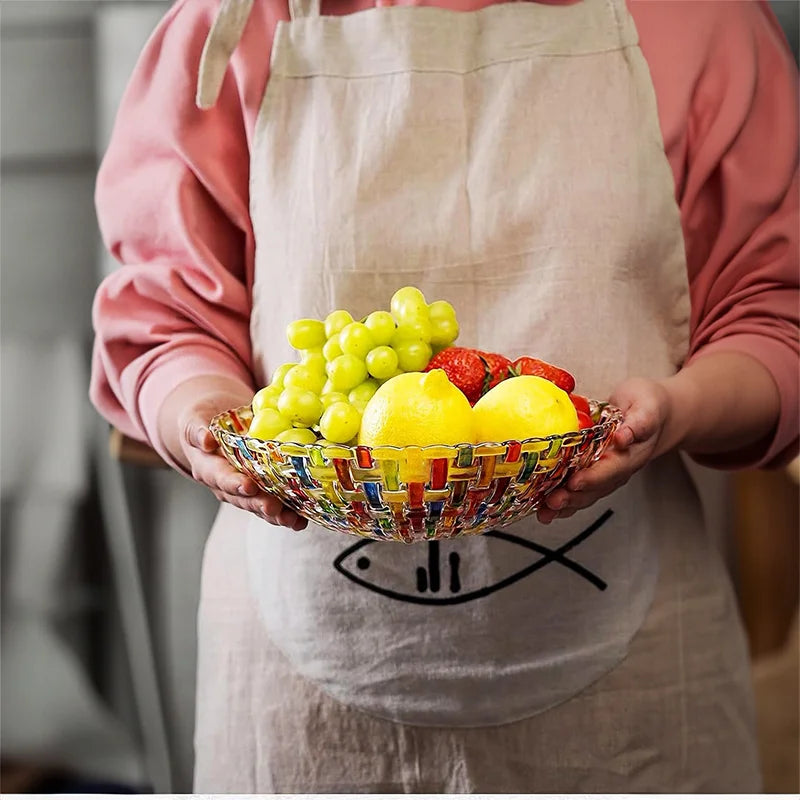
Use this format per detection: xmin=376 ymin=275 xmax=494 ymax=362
xmin=90 ymin=0 xmax=261 ymax=464
xmin=637 ymin=0 xmax=799 ymax=470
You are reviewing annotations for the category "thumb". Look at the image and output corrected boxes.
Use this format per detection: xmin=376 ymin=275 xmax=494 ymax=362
xmin=183 ymin=414 xmax=219 ymax=453
xmin=610 ymin=380 xmax=663 ymax=450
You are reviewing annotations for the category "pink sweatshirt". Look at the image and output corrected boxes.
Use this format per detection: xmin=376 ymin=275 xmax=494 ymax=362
xmin=91 ymin=0 xmax=799 ymax=470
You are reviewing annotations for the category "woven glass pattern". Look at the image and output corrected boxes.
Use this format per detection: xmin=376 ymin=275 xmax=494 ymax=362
xmin=210 ymin=402 xmax=622 ymax=542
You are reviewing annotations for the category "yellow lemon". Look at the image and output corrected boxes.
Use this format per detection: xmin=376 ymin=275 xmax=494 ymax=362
xmin=473 ymin=375 xmax=579 ymax=442
xmin=359 ymin=369 xmax=477 ymax=448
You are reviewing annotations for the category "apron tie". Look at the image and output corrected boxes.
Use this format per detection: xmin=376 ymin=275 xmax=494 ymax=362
xmin=289 ymin=0 xmax=322 ymax=20
xmin=196 ymin=0 xmax=255 ymax=110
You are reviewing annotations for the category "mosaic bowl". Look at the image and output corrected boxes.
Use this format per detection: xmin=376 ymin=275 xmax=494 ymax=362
xmin=210 ymin=401 xmax=622 ymax=543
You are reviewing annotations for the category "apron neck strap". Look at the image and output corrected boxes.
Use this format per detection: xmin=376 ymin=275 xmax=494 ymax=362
xmin=196 ymin=0 xmax=254 ymax=110
xmin=289 ymin=0 xmax=322 ymax=20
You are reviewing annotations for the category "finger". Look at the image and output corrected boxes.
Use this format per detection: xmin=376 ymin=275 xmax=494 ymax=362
xmin=565 ymin=449 xmax=633 ymax=493
xmin=215 ymin=491 xmax=306 ymax=528
xmin=545 ymin=460 xmax=632 ymax=514
xmin=555 ymin=485 xmax=622 ymax=515
xmin=190 ymin=450 xmax=260 ymax=496
xmin=185 ymin=420 xmax=219 ymax=453
xmin=536 ymin=505 xmax=560 ymax=525
xmin=276 ymin=506 xmax=298 ymax=527
xmin=614 ymin=402 xmax=661 ymax=451
xmin=213 ymin=490 xmax=277 ymax=517
xmin=544 ymin=486 xmax=572 ymax=512
xmin=228 ymin=491 xmax=296 ymax=525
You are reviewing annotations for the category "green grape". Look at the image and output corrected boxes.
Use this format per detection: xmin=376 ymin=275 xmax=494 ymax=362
xmin=327 ymin=354 xmax=368 ymax=391
xmin=277 ymin=387 xmax=323 ymax=427
xmin=321 ymin=379 xmax=336 ymax=395
xmin=252 ymin=385 xmax=281 ymax=412
xmin=275 ymin=427 xmax=318 ymax=444
xmin=348 ymin=379 xmax=379 ymax=407
xmin=428 ymin=299 xmax=457 ymax=322
xmin=429 ymin=316 xmax=459 ymax=348
xmin=395 ymin=340 xmax=432 ymax=372
xmin=322 ymin=334 xmax=343 ymax=362
xmin=248 ymin=408 xmax=292 ymax=441
xmin=391 ymin=318 xmax=432 ymax=345
xmin=348 ymin=397 xmax=368 ymax=414
xmin=365 ymin=346 xmax=399 ymax=380
xmin=303 ymin=353 xmax=328 ymax=376
xmin=339 ymin=322 xmax=376 ymax=359
xmin=321 ymin=391 xmax=349 ymax=409
xmin=396 ymin=306 xmax=431 ymax=326
xmin=391 ymin=286 xmax=428 ymax=323
xmin=271 ymin=362 xmax=298 ymax=389
xmin=364 ymin=311 xmax=396 ymax=346
xmin=301 ymin=348 xmax=326 ymax=374
xmin=324 ymin=309 xmax=354 ymax=338
xmin=286 ymin=318 xmax=325 ymax=350
xmin=319 ymin=402 xmax=362 ymax=444
xmin=284 ymin=364 xmax=327 ymax=395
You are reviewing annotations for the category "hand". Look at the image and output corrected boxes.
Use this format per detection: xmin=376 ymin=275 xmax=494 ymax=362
xmin=178 ymin=394 xmax=308 ymax=531
xmin=536 ymin=377 xmax=673 ymax=524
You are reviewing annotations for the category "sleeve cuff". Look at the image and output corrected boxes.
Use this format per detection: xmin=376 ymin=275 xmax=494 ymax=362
xmin=131 ymin=344 xmax=255 ymax=473
xmin=686 ymin=333 xmax=799 ymax=470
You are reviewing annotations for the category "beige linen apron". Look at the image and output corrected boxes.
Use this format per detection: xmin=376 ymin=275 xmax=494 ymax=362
xmin=192 ymin=0 xmax=760 ymax=790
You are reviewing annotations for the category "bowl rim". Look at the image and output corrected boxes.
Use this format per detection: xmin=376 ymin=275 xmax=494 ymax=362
xmin=210 ymin=401 xmax=623 ymax=455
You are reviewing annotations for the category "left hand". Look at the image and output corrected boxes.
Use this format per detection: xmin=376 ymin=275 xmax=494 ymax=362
xmin=537 ymin=377 xmax=673 ymax=524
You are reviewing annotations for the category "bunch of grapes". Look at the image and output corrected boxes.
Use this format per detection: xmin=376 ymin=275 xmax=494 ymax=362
xmin=248 ymin=287 xmax=460 ymax=444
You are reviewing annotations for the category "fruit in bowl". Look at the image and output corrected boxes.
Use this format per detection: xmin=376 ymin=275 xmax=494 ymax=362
xmin=210 ymin=286 xmax=621 ymax=542
xmin=243 ymin=285 xmax=602 ymax=451
xmin=359 ymin=370 xmax=477 ymax=448
xmin=205 ymin=285 xmax=627 ymax=543
xmin=246 ymin=286 xmax=462 ymax=446
xmin=473 ymin=375 xmax=579 ymax=443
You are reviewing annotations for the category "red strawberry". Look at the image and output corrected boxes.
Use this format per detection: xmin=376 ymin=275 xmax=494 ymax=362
xmin=477 ymin=351 xmax=514 ymax=395
xmin=426 ymin=348 xmax=514 ymax=404
xmin=576 ymin=410 xmax=594 ymax=430
xmin=570 ymin=393 xmax=591 ymax=416
xmin=426 ymin=347 xmax=486 ymax=404
xmin=512 ymin=356 xmax=576 ymax=393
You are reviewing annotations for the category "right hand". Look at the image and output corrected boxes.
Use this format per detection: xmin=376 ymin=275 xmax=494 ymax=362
xmin=166 ymin=383 xmax=308 ymax=531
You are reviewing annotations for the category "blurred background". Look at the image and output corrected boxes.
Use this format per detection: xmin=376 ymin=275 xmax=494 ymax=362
xmin=0 ymin=0 xmax=798 ymax=793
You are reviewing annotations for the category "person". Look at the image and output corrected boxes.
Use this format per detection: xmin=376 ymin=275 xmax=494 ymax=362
xmin=90 ymin=0 xmax=799 ymax=791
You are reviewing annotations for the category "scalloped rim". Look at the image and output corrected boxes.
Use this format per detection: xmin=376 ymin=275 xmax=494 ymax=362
xmin=210 ymin=402 xmax=624 ymax=457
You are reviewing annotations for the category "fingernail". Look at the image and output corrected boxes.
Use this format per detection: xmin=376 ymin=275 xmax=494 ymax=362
xmin=238 ymin=484 xmax=255 ymax=496
xmin=193 ymin=426 xmax=212 ymax=449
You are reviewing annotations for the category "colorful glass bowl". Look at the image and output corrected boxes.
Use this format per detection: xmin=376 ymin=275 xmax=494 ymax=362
xmin=210 ymin=402 xmax=622 ymax=542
